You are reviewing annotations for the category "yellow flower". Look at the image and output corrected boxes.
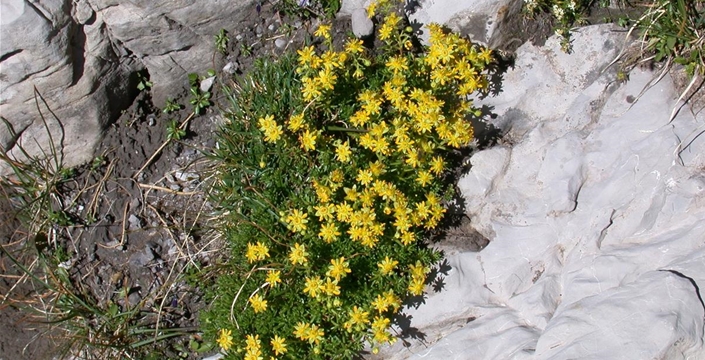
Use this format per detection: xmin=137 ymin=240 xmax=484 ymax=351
xmin=335 ymin=202 xmax=353 ymax=222
xmin=415 ymin=201 xmax=431 ymax=220
xmin=246 ymin=334 xmax=261 ymax=351
xmin=416 ymin=170 xmax=433 ymax=187
xmin=344 ymin=186 xmax=359 ymax=202
xmin=356 ymin=168 xmax=373 ymax=186
xmin=327 ymin=257 xmax=351 ymax=281
xmin=217 ymin=329 xmax=233 ymax=351
xmin=301 ymin=77 xmax=322 ymax=101
xmin=405 ymin=150 xmax=421 ymax=168
xmin=323 ymin=277 xmax=341 ymax=296
xmin=359 ymin=188 xmax=376 ymax=208
xmin=306 ymin=324 xmax=324 ymax=344
xmin=349 ymin=110 xmax=370 ymax=127
xmin=313 ymin=180 xmax=332 ymax=203
xmin=314 ymin=203 xmax=336 ymax=221
xmin=288 ymin=113 xmax=306 ymax=132
xmin=478 ymin=47 xmax=493 ymax=64
xmin=409 ymin=261 xmax=428 ymax=279
xmin=297 ymin=45 xmax=316 ymax=68
xmin=271 ymin=335 xmax=287 ymax=356
xmin=373 ymin=328 xmax=393 ymax=343
xmin=400 ymin=230 xmax=415 ymax=245
xmin=371 ymin=316 xmax=391 ymax=333
xmin=371 ymin=293 xmax=391 ymax=313
xmin=246 ymin=242 xmax=259 ymax=263
xmin=366 ymin=1 xmax=378 ymax=17
xmin=329 ymin=169 xmax=344 ymax=185
xmin=245 ymin=241 xmax=269 ymax=263
xmin=249 ymin=294 xmax=268 ymax=313
xmin=244 ymin=351 xmax=262 ymax=360
xmin=334 ymin=140 xmax=352 ymax=162
xmin=377 ymin=256 xmax=399 ymax=275
xmin=293 ymin=322 xmax=310 ymax=343
xmin=314 ymin=24 xmax=332 ymax=39
xmin=318 ymin=222 xmax=341 ymax=243
xmin=258 ymin=115 xmax=283 ymax=143
xmin=408 ymin=277 xmax=425 ymax=295
xmin=430 ymin=156 xmax=445 ymax=175
xmin=299 ymin=129 xmax=317 ymax=152
xmin=345 ymin=38 xmax=365 ymax=54
xmin=317 ymin=68 xmax=337 ymax=91
xmin=304 ymin=275 xmax=324 ymax=298
xmin=285 ymin=209 xmax=308 ymax=233
xmin=385 ymin=56 xmax=408 ymax=74
xmin=369 ymin=161 xmax=385 ymax=177
xmin=267 ymin=270 xmax=282 ymax=287
xmin=344 ymin=306 xmax=370 ymax=331
xmin=288 ymin=243 xmax=308 ymax=265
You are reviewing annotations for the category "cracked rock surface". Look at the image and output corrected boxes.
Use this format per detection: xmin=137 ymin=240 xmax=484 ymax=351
xmin=0 ymin=0 xmax=255 ymax=174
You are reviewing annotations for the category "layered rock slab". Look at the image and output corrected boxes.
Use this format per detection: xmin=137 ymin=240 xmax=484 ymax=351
xmin=1 ymin=0 xmax=256 ymax=173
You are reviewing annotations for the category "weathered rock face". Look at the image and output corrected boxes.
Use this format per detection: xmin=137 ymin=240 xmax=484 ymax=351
xmin=0 ymin=0 xmax=255 ymax=173
xmin=406 ymin=0 xmax=522 ymax=45
xmin=1 ymin=0 xmax=136 ymax=171
xmin=371 ymin=24 xmax=705 ymax=360
xmin=340 ymin=0 xmax=522 ymax=46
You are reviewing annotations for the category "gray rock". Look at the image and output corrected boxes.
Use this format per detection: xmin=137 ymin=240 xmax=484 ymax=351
xmin=127 ymin=214 xmax=143 ymax=230
xmin=174 ymin=170 xmax=199 ymax=182
xmin=199 ymin=76 xmax=216 ymax=93
xmin=1 ymin=0 xmax=257 ymax=175
xmin=129 ymin=245 xmax=154 ymax=267
xmin=351 ymin=8 xmax=374 ymax=38
xmin=223 ymin=61 xmax=239 ymax=74
xmin=274 ymin=38 xmax=288 ymax=49
xmin=339 ymin=0 xmax=370 ymax=17
xmin=1 ymin=0 xmax=138 ymax=174
xmin=72 ymin=0 xmax=95 ymax=24
xmin=407 ymin=0 xmax=519 ymax=45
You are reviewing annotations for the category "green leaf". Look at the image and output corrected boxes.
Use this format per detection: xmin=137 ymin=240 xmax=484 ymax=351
xmin=666 ymin=36 xmax=677 ymax=50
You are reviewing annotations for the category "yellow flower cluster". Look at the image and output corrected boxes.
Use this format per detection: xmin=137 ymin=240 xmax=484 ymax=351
xmin=407 ymin=261 xmax=429 ymax=295
xmin=244 ymin=334 xmax=262 ymax=360
xmin=227 ymin=3 xmax=496 ymax=355
xmin=245 ymin=241 xmax=270 ymax=263
xmin=294 ymin=322 xmax=325 ymax=345
xmin=258 ymin=115 xmax=283 ymax=143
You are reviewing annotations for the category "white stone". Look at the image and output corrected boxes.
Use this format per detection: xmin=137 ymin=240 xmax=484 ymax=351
xmin=371 ymin=24 xmax=705 ymax=359
xmin=351 ymin=8 xmax=374 ymax=38
xmin=407 ymin=0 xmax=519 ymax=45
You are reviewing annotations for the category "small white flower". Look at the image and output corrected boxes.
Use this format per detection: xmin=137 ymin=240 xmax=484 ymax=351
xmin=552 ymin=4 xmax=565 ymax=19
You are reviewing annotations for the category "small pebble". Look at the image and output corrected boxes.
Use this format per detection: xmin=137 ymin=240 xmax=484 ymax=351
xmin=200 ymin=76 xmax=216 ymax=93
xmin=223 ymin=61 xmax=239 ymax=74
xmin=275 ymin=38 xmax=287 ymax=49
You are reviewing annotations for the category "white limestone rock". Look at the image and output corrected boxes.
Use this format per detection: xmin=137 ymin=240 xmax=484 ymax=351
xmin=370 ymin=24 xmax=705 ymax=360
xmin=351 ymin=7 xmax=374 ymax=38
xmin=407 ymin=0 xmax=521 ymax=45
